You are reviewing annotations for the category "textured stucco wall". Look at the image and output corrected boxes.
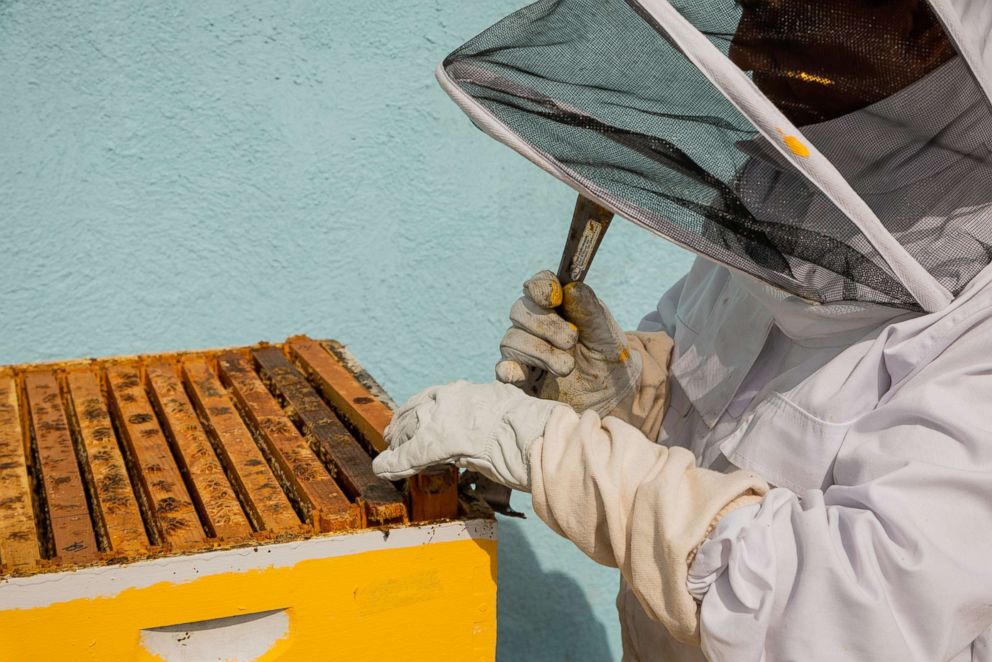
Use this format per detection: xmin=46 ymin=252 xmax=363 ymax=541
xmin=0 ymin=1 xmax=694 ymax=659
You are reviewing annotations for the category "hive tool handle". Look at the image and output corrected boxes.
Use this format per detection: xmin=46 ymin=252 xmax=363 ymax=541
xmin=472 ymin=195 xmax=614 ymax=517
xmin=556 ymin=195 xmax=615 ymax=287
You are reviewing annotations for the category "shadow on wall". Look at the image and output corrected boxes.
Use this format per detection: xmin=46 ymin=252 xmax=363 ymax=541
xmin=497 ymin=519 xmax=615 ymax=662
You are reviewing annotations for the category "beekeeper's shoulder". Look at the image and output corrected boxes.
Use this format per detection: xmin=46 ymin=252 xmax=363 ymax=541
xmin=881 ymin=267 xmax=992 ymax=392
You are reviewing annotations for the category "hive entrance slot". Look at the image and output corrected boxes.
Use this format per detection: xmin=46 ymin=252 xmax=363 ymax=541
xmin=139 ymin=608 xmax=289 ymax=661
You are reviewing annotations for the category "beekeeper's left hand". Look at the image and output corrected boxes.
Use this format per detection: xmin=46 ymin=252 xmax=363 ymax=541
xmin=372 ymin=380 xmax=564 ymax=491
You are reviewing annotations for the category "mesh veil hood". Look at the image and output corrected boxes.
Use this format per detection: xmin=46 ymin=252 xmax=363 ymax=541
xmin=437 ymin=0 xmax=992 ymax=312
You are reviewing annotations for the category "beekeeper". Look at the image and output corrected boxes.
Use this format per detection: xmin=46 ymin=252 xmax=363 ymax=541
xmin=374 ymin=0 xmax=992 ymax=659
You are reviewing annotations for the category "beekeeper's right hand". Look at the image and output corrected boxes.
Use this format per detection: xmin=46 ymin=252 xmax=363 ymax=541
xmin=496 ymin=270 xmax=641 ymax=417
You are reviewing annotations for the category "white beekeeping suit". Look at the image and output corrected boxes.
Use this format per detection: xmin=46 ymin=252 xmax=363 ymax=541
xmin=374 ymin=1 xmax=992 ymax=660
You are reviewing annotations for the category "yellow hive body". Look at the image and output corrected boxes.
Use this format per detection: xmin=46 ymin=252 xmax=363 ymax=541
xmin=0 ymin=337 xmax=496 ymax=661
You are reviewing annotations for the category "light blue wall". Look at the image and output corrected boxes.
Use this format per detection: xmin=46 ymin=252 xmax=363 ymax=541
xmin=0 ymin=1 xmax=694 ymax=658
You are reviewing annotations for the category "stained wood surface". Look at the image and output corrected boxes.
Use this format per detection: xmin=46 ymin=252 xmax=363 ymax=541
xmin=106 ymin=364 xmax=206 ymax=551
xmin=290 ymin=338 xmax=459 ymax=521
xmin=64 ymin=369 xmax=148 ymax=554
xmin=23 ymin=371 xmax=98 ymax=564
xmin=183 ymin=360 xmax=303 ymax=535
xmin=145 ymin=361 xmax=252 ymax=541
xmin=0 ymin=373 xmax=41 ymax=570
xmin=218 ymin=353 xmax=361 ymax=532
xmin=253 ymin=347 xmax=406 ymax=525
xmin=287 ymin=337 xmax=393 ymax=453
xmin=407 ymin=467 xmax=460 ymax=523
xmin=0 ymin=336 xmax=470 ymax=577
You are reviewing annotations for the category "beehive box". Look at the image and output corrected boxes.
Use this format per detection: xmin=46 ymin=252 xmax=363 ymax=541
xmin=0 ymin=336 xmax=496 ymax=661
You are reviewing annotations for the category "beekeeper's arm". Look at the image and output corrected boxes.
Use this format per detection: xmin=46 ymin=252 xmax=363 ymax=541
xmin=682 ymin=315 xmax=992 ymax=661
xmin=373 ymin=379 xmax=767 ymax=645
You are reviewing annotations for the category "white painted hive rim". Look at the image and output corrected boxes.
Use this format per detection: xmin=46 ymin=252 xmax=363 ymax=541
xmin=0 ymin=518 xmax=496 ymax=610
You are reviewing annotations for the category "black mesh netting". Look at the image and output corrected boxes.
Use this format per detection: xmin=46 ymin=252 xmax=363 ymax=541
xmin=442 ymin=0 xmax=992 ymax=309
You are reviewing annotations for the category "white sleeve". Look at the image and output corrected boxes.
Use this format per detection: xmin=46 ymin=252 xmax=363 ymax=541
xmin=685 ymin=323 xmax=992 ymax=662
xmin=638 ymin=273 xmax=687 ymax=335
xmin=686 ymin=502 xmax=760 ymax=601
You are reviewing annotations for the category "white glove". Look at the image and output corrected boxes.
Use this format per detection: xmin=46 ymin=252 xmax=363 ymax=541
xmin=372 ymin=380 xmax=564 ymax=492
xmin=496 ymin=270 xmax=641 ymax=417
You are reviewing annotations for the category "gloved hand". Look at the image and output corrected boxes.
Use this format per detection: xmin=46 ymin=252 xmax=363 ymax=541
xmin=372 ymin=380 xmax=564 ymax=492
xmin=496 ymin=270 xmax=641 ymax=417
